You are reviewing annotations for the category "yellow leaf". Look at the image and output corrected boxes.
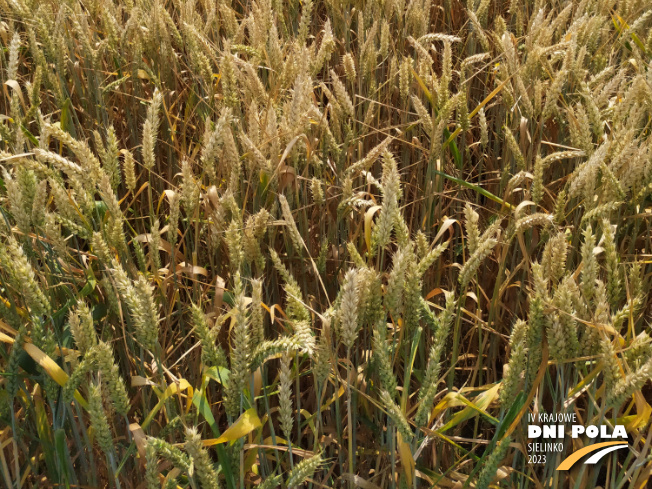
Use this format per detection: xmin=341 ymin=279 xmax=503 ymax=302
xmin=161 ymin=379 xmax=191 ymax=400
xmin=0 ymin=331 xmax=14 ymax=344
xmin=243 ymin=444 xmax=258 ymax=474
xmin=567 ymin=361 xmax=603 ymax=398
xmin=0 ymin=319 xmax=17 ymax=336
xmin=410 ymin=68 xmax=433 ymax=106
xmin=0 ymin=295 xmax=27 ymax=318
xmin=619 ymin=392 xmax=652 ymax=431
xmin=142 ymin=379 xmax=192 ymax=429
xmin=432 ymin=391 xmax=467 ymax=417
xmin=438 ymin=383 xmax=500 ymax=433
xmin=442 ymin=72 xmax=516 ymax=150
xmin=243 ymin=427 xmax=262 ymax=474
xmin=634 ymin=392 xmax=652 ymax=426
xmin=322 ymin=385 xmax=346 ymax=410
xmin=203 ymin=408 xmax=262 ymax=446
xmin=364 ymin=205 xmax=381 ymax=252
xmin=23 ymin=342 xmax=88 ymax=409
xmin=397 ymin=432 xmax=415 ymax=486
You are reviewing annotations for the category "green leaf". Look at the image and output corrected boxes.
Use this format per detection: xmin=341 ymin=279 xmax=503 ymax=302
xmin=438 ymin=383 xmax=500 ymax=433
xmin=205 ymin=365 xmax=231 ymax=385
xmin=431 ymin=168 xmax=513 ymax=210
xmin=461 ymin=391 xmax=526 ymax=488
xmin=55 ymin=428 xmax=73 ymax=486
xmin=192 ymin=387 xmax=237 ymax=489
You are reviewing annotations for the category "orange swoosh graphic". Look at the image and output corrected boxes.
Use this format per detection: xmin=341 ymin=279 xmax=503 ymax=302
xmin=557 ymin=441 xmax=628 ymax=470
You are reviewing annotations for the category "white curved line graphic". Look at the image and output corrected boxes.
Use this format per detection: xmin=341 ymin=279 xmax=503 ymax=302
xmin=584 ymin=444 xmax=628 ymax=464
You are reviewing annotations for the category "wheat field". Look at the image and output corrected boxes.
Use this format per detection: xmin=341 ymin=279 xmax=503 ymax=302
xmin=0 ymin=0 xmax=651 ymax=487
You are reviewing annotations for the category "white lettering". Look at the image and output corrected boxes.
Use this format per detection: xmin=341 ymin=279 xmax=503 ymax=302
xmin=572 ymin=425 xmax=585 ymax=438
xmin=543 ymin=425 xmax=556 ymax=438
xmin=530 ymin=421 xmax=626 ymax=441
xmin=528 ymin=425 xmax=542 ymax=438
xmin=613 ymin=425 xmax=627 ymax=439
